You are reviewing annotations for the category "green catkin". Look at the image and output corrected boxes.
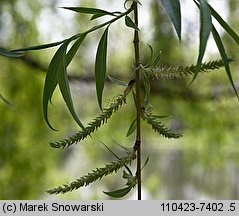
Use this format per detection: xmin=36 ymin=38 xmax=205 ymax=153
xmin=50 ymin=94 xmax=126 ymax=148
xmin=142 ymin=59 xmax=229 ymax=80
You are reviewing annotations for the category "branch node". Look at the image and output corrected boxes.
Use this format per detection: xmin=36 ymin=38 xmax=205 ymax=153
xmin=133 ymin=139 xmax=141 ymax=151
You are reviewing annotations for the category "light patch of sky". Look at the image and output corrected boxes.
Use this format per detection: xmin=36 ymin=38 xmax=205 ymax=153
xmin=15 ymin=1 xmax=34 ymax=20
xmin=0 ymin=11 xmax=14 ymax=45
xmin=207 ymin=0 xmax=229 ymax=56
xmin=37 ymin=0 xmax=79 ymax=42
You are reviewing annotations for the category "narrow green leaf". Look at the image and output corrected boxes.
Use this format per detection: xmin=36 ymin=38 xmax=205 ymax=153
xmin=208 ymin=3 xmax=239 ymax=46
xmin=101 ymin=141 xmax=120 ymax=160
xmin=145 ymin=44 xmax=154 ymax=67
xmin=126 ymin=118 xmax=137 ymax=137
xmin=66 ymin=34 xmax=87 ymax=66
xmin=101 ymin=141 xmax=133 ymax=176
xmin=111 ymin=137 xmax=132 ymax=153
xmin=145 ymin=45 xmax=162 ymax=68
xmin=161 ymin=0 xmax=181 ymax=40
xmin=141 ymin=156 xmax=150 ymax=170
xmin=0 ymin=93 xmax=13 ymax=106
xmin=58 ymin=41 xmax=85 ymax=129
xmin=91 ymin=14 xmax=108 ymax=20
xmin=151 ymin=51 xmax=162 ymax=67
xmin=42 ymin=35 xmax=85 ymax=130
xmin=192 ymin=0 xmax=212 ymax=82
xmin=103 ymin=186 xmax=132 ymax=198
xmin=212 ymin=26 xmax=239 ymax=98
xmin=12 ymin=40 xmax=65 ymax=52
xmin=125 ymin=15 xmax=140 ymax=31
xmin=108 ymin=75 xmax=128 ymax=87
xmin=95 ymin=27 xmax=109 ymax=109
xmin=61 ymin=7 xmax=113 ymax=16
xmin=43 ymin=44 xmax=66 ymax=130
xmin=0 ymin=48 xmax=23 ymax=57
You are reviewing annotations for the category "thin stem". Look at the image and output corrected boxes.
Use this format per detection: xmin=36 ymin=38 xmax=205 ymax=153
xmin=13 ymin=7 xmax=134 ymax=52
xmin=132 ymin=1 xmax=141 ymax=200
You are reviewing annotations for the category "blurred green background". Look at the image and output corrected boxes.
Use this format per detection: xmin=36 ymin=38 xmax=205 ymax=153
xmin=1 ymin=0 xmax=239 ymax=199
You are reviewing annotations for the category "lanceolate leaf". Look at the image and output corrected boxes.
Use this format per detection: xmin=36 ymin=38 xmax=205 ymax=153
xmin=66 ymin=34 xmax=87 ymax=66
xmin=145 ymin=44 xmax=154 ymax=67
xmin=125 ymin=15 xmax=140 ymax=31
xmin=145 ymin=45 xmax=162 ymax=68
xmin=58 ymin=41 xmax=85 ymax=130
xmin=0 ymin=48 xmax=23 ymax=57
xmin=141 ymin=156 xmax=150 ymax=170
xmin=0 ymin=93 xmax=13 ymax=106
xmin=12 ymin=40 xmax=65 ymax=52
xmin=208 ymin=3 xmax=239 ymax=46
xmin=150 ymin=51 xmax=162 ymax=67
xmin=212 ymin=26 xmax=239 ymax=99
xmin=101 ymin=141 xmax=133 ymax=176
xmin=62 ymin=6 xmax=116 ymax=21
xmin=192 ymin=0 xmax=212 ymax=82
xmin=161 ymin=0 xmax=181 ymax=40
xmin=103 ymin=186 xmax=132 ymax=198
xmin=43 ymin=44 xmax=66 ymax=130
xmin=43 ymin=37 xmax=86 ymax=130
xmin=61 ymin=7 xmax=113 ymax=16
xmin=111 ymin=137 xmax=132 ymax=153
xmin=91 ymin=14 xmax=110 ymax=20
xmin=95 ymin=27 xmax=109 ymax=109
xmin=126 ymin=118 xmax=137 ymax=137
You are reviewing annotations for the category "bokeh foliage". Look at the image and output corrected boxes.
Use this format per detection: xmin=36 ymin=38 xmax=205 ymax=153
xmin=1 ymin=0 xmax=239 ymax=199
